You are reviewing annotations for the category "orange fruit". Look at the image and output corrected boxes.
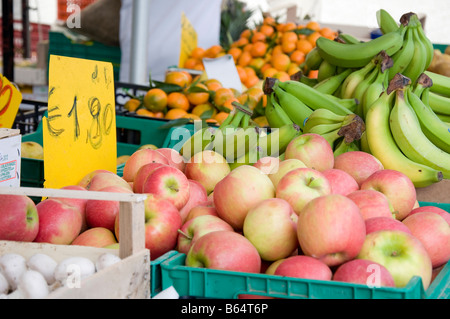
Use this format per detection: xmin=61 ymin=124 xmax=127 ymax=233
xmin=192 ymin=102 xmax=217 ymax=118
xmin=243 ymin=43 xmax=253 ymax=52
xmin=251 ymin=31 xmax=266 ymax=43
xmin=250 ymin=41 xmax=267 ymax=58
xmin=183 ymin=58 xmax=200 ymax=70
xmin=263 ymin=67 xmax=278 ymax=79
xmin=253 ymin=115 xmax=269 ymax=127
xmin=240 ymin=29 xmax=252 ymax=39
xmin=259 ymin=24 xmax=275 ymax=37
xmin=281 ymin=39 xmax=297 ymax=54
xmin=165 ymin=71 xmax=191 ymax=88
xmin=308 ymin=69 xmax=319 ymax=79
xmin=214 ymin=87 xmax=235 ymax=107
xmin=263 ymin=16 xmax=276 ymax=26
xmin=124 ymin=98 xmax=141 ymax=112
xmin=233 ymin=37 xmax=249 ymax=48
xmin=236 ymin=65 xmax=248 ymax=83
xmin=287 ymin=63 xmax=301 ymax=76
xmin=306 ymin=21 xmax=321 ymax=31
xmin=165 ymin=108 xmax=188 ymax=120
xmin=214 ymin=111 xmax=230 ymax=124
xmin=320 ymin=27 xmax=337 ymax=40
xmin=272 ymin=71 xmax=291 ymax=82
xmin=228 ymin=47 xmax=242 ymax=62
xmin=237 ymin=51 xmax=253 ymax=67
xmin=204 ymin=78 xmax=223 ymax=92
xmin=143 ymin=88 xmax=168 ymax=112
xmin=167 ymin=91 xmax=190 ymax=111
xmin=248 ymin=58 xmax=265 ymax=72
xmin=290 ymin=50 xmax=306 ymax=65
xmin=205 ymin=45 xmax=223 ymax=58
xmin=205 ymin=118 xmax=219 ymax=125
xmin=307 ymin=31 xmax=322 ymax=46
xmin=296 ymin=39 xmax=314 ymax=54
xmin=186 ymin=83 xmax=210 ymax=105
xmin=182 ymin=113 xmax=201 ymax=121
xmin=271 ymin=53 xmax=291 ymax=72
xmin=244 ymin=74 xmax=260 ymax=89
xmin=271 ymin=45 xmax=284 ymax=57
xmin=281 ymin=31 xmax=298 ymax=44
xmin=136 ymin=108 xmax=155 ymax=117
xmin=191 ymin=47 xmax=206 ymax=60
xmin=222 ymin=97 xmax=239 ymax=111
xmin=153 ymin=111 xmax=164 ymax=118
xmin=282 ymin=22 xmax=297 ymax=32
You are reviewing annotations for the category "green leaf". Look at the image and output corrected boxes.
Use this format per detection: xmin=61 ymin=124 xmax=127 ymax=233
xmin=158 ymin=118 xmax=191 ymax=129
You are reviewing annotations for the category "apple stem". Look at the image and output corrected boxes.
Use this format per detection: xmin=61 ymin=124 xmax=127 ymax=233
xmin=177 ymin=229 xmax=192 ymax=240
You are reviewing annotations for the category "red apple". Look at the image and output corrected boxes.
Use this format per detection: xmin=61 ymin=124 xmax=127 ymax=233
xmin=284 ymin=133 xmax=334 ymax=171
xmin=333 ymin=259 xmax=395 ymax=287
xmin=243 ymin=198 xmax=298 ymax=261
xmin=402 ymin=212 xmax=450 ymax=268
xmin=0 ymin=194 xmax=39 ymax=242
xmin=85 ymin=185 xmax=133 ymax=232
xmin=142 ymin=165 xmax=190 ymax=210
xmin=346 ymin=189 xmax=394 ymax=220
xmin=34 ymin=199 xmax=82 ymax=245
xmin=365 ymin=216 xmax=412 ymax=235
xmin=360 ymin=169 xmax=417 ymax=221
xmin=185 ymin=230 xmax=261 ymax=273
xmin=297 ymin=194 xmax=366 ymax=267
xmin=133 ymin=162 xmax=168 ymax=193
xmin=253 ymin=156 xmax=280 ymax=174
xmin=184 ymin=150 xmax=231 ymax=194
xmin=71 ymin=227 xmax=117 ymax=248
xmin=115 ymin=194 xmax=182 ymax=260
xmin=274 ymin=255 xmax=332 ymax=281
xmin=155 ymin=148 xmax=186 ymax=171
xmin=322 ymin=168 xmax=359 ymax=196
xmin=184 ymin=204 xmax=218 ymax=222
xmin=77 ymin=169 xmax=115 ymax=188
xmin=53 ymin=185 xmax=89 ymax=232
xmin=213 ymin=165 xmax=275 ymax=230
xmin=333 ymin=151 xmax=384 ymax=186
xmin=275 ymin=167 xmax=331 ymax=215
xmin=85 ymin=172 xmax=132 ymax=192
xmin=177 ymin=215 xmax=234 ymax=255
xmin=122 ymin=148 xmax=170 ymax=182
xmin=406 ymin=206 xmax=450 ymax=225
xmin=268 ymin=158 xmax=307 ymax=188
xmin=357 ymin=230 xmax=433 ymax=289
xmin=179 ymin=180 xmax=208 ymax=222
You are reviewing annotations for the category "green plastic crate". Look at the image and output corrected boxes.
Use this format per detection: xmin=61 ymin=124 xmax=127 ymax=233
xmin=433 ymin=43 xmax=448 ymax=53
xmin=48 ymin=31 xmax=121 ymax=80
xmin=158 ymin=202 xmax=450 ymax=299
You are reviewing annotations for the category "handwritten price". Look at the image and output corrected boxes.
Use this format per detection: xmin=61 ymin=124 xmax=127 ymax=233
xmin=0 ymin=76 xmax=13 ymax=116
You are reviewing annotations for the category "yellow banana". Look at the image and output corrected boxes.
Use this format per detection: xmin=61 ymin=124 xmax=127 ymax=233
xmin=365 ymin=85 xmax=443 ymax=187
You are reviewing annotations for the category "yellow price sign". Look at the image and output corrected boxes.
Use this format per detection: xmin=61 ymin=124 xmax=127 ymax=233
xmin=0 ymin=74 xmax=23 ymax=129
xmin=42 ymin=55 xmax=117 ymax=189
xmin=179 ymin=12 xmax=198 ymax=68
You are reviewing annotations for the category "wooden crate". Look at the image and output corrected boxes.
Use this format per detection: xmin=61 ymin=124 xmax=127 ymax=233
xmin=0 ymin=187 xmax=151 ymax=299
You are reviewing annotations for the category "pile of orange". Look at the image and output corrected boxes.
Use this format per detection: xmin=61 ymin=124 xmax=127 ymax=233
xmin=182 ymin=18 xmax=338 ymax=87
xmin=123 ymin=70 xmax=267 ymax=125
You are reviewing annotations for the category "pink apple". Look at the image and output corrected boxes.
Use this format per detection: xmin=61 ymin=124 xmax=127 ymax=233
xmin=406 ymin=206 xmax=450 ymax=225
xmin=333 ymin=151 xmax=384 ymax=186
xmin=346 ymin=189 xmax=394 ymax=220
xmin=243 ymin=198 xmax=298 ymax=261
xmin=333 ymin=259 xmax=395 ymax=287
xmin=122 ymin=148 xmax=170 ymax=182
xmin=274 ymin=255 xmax=332 ymax=281
xmin=357 ymin=230 xmax=433 ymax=289
xmin=402 ymin=212 xmax=450 ymax=268
xmin=85 ymin=172 xmax=132 ymax=192
xmin=71 ymin=227 xmax=117 ymax=248
xmin=284 ymin=133 xmax=334 ymax=171
xmin=115 ymin=194 xmax=182 ymax=260
xmin=142 ymin=165 xmax=190 ymax=210
xmin=365 ymin=216 xmax=412 ymax=235
xmin=34 ymin=199 xmax=82 ymax=245
xmin=85 ymin=185 xmax=133 ymax=231
xmin=268 ymin=158 xmax=307 ymax=188
xmin=0 ymin=194 xmax=39 ymax=242
xmin=133 ymin=162 xmax=168 ymax=193
xmin=297 ymin=194 xmax=366 ymax=267
xmin=184 ymin=150 xmax=231 ymax=194
xmin=184 ymin=204 xmax=218 ymax=222
xmin=177 ymin=215 xmax=234 ymax=255
xmin=275 ymin=167 xmax=331 ymax=215
xmin=77 ymin=169 xmax=115 ymax=188
xmin=53 ymin=185 xmax=89 ymax=232
xmin=185 ymin=230 xmax=261 ymax=273
xmin=155 ymin=148 xmax=186 ymax=171
xmin=253 ymin=156 xmax=280 ymax=174
xmin=360 ymin=169 xmax=417 ymax=221
xmin=322 ymin=168 xmax=359 ymax=196
xmin=213 ymin=165 xmax=275 ymax=230
xmin=179 ymin=180 xmax=208 ymax=222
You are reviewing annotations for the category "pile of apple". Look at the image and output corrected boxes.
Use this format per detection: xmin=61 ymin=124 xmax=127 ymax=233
xmin=1 ymin=134 xmax=449 ymax=297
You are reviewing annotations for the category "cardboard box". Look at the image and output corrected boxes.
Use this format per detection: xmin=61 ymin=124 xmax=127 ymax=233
xmin=416 ymin=179 xmax=450 ymax=204
xmin=0 ymin=128 xmax=21 ymax=187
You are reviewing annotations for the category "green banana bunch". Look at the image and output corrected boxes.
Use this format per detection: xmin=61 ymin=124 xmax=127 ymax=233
xmin=264 ymin=92 xmax=293 ymax=128
xmin=376 ymin=9 xmax=400 ymax=34
xmin=389 ymin=86 xmax=450 ymax=179
xmin=272 ymin=84 xmax=313 ymax=130
xmin=352 ymin=64 xmax=379 ymax=116
xmin=336 ymin=33 xmax=362 ymax=44
xmin=364 ymin=74 xmax=443 ymax=187
xmin=333 ymin=138 xmax=360 ymax=157
xmin=275 ymin=79 xmax=354 ymax=116
xmin=301 ymin=47 xmax=324 ymax=72
xmin=340 ymin=58 xmax=377 ymax=99
xmin=424 ymin=70 xmax=450 ymax=97
xmin=408 ymin=81 xmax=450 ymax=153
xmin=314 ymin=68 xmax=353 ymax=95
xmin=427 ymin=91 xmax=450 ymax=116
xmin=317 ymin=60 xmax=338 ymax=82
xmin=389 ymin=25 xmax=415 ymax=80
xmin=401 ymin=24 xmax=427 ymax=84
xmin=303 ymin=108 xmax=347 ymax=129
xmin=315 ymin=24 xmax=405 ymax=68
xmin=326 ymin=95 xmax=359 ymax=113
